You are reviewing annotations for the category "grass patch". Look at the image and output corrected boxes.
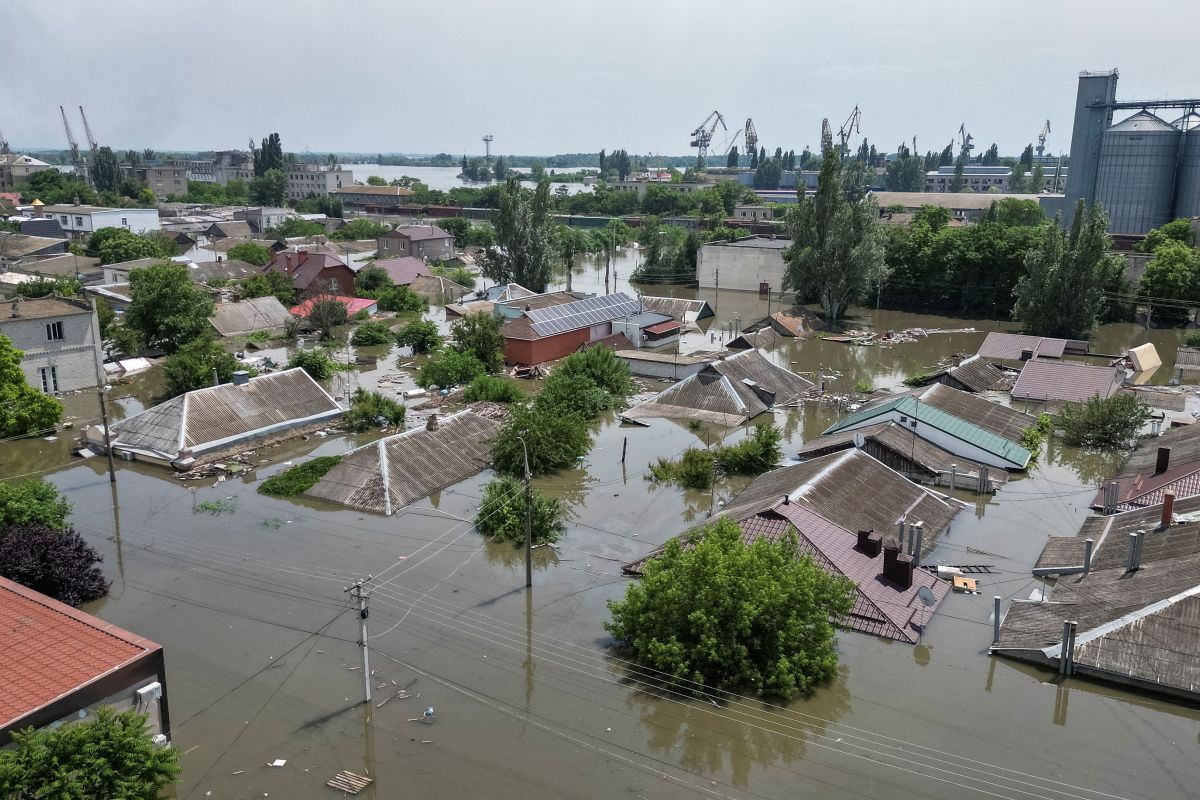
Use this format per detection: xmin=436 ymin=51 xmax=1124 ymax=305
xmin=258 ymin=456 xmax=342 ymax=497
xmin=194 ymin=498 xmax=237 ymax=515
xmin=853 ymin=380 xmax=874 ymax=393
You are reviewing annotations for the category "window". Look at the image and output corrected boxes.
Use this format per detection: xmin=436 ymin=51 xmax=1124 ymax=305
xmin=121 ymin=217 xmax=128 ymax=226
xmin=39 ymin=366 xmax=58 ymax=393
xmin=75 ymin=216 xmax=83 ymax=226
xmin=46 ymin=321 xmax=64 ymax=341
xmin=60 ymin=215 xmax=69 ymax=225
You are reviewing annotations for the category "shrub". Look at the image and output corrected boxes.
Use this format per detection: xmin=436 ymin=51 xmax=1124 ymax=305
xmin=1186 ymin=330 xmax=1200 ymax=349
xmin=227 ymin=242 xmax=272 ymax=266
xmin=350 ymin=320 xmax=393 ymax=346
xmin=355 ymin=265 xmax=393 ymax=296
xmin=162 ymin=335 xmax=239 ymax=398
xmin=287 ymin=348 xmax=341 ymax=381
xmin=450 ymin=312 xmax=505 ymax=373
xmin=306 ymin=297 xmax=349 ymax=340
xmin=1059 ymin=393 xmax=1152 ymax=449
xmin=1020 ymin=413 xmax=1055 ymax=455
xmin=474 ymin=476 xmax=565 ymax=544
xmin=902 ymin=373 xmax=936 ymax=387
xmin=648 ymin=425 xmax=782 ymax=489
xmin=462 ymin=374 xmax=523 ymax=403
xmin=396 ymin=320 xmax=442 ymax=354
xmin=449 ymin=267 xmax=476 ymax=289
xmin=491 ymin=401 xmax=591 ymax=477
xmin=853 ymin=380 xmax=874 ymax=393
xmin=536 ymin=371 xmax=616 ymax=418
xmin=554 ymin=346 xmax=635 ymax=401
xmin=417 ymin=348 xmax=486 ymax=388
xmin=647 ymin=448 xmax=717 ymax=490
xmin=0 ymin=524 xmax=107 ymax=607
xmin=343 ymin=388 xmax=406 ymax=432
xmin=258 ymin=456 xmax=342 ymax=496
xmin=373 ymin=285 xmax=426 ymax=313
xmin=239 ymin=271 xmax=295 ymax=306
xmin=0 ymin=479 xmax=72 ymax=528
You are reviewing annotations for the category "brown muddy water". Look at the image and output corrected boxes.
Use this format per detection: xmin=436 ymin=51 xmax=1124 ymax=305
xmin=3 ymin=256 xmax=1199 ymax=799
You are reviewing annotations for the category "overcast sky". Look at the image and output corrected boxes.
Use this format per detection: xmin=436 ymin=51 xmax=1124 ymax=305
xmin=2 ymin=0 xmax=1195 ymax=159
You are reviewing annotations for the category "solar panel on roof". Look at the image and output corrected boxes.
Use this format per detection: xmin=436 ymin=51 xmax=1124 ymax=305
xmin=527 ymin=292 xmax=642 ymax=337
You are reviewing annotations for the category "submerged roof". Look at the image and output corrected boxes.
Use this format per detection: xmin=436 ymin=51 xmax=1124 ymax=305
xmin=306 ymin=410 xmax=502 ymax=514
xmin=976 ymin=332 xmax=1075 ymax=361
xmin=916 ymin=354 xmax=1014 ymax=392
xmin=210 ymin=296 xmax=292 ymax=336
xmin=917 ymin=383 xmax=1033 ymax=444
xmin=523 ymin=291 xmax=643 ymax=337
xmin=638 ymin=296 xmax=715 ymax=322
xmin=1090 ymin=427 xmax=1200 ymax=511
xmin=112 ymin=367 xmax=342 ymax=459
xmin=1011 ymin=359 xmax=1123 ymax=404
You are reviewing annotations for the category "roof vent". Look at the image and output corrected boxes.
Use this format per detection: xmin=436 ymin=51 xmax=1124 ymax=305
xmin=426 ymin=413 xmax=439 ymax=432
xmin=231 ymin=370 xmax=250 ymax=386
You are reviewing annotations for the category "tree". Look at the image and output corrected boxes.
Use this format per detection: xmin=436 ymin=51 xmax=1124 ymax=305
xmin=351 ymin=320 xmax=394 ymax=346
xmin=366 ymin=175 xmax=388 ymax=186
xmin=162 ymin=336 xmax=238 ymax=397
xmin=271 ymin=217 xmax=324 ymax=238
xmin=124 ymin=263 xmax=215 ymax=353
xmin=343 ymin=388 xmax=405 ymax=431
xmin=749 ymin=146 xmax=758 ymax=169
xmin=372 ymin=285 xmax=425 ymax=313
xmin=0 ymin=479 xmax=71 ymax=528
xmin=0 ymin=707 xmax=180 ymax=798
xmin=475 ymin=476 xmax=565 ymax=545
xmin=605 ymin=517 xmax=854 ymax=700
xmin=355 ymin=265 xmax=393 ymax=295
xmin=884 ymin=143 xmax=924 ymax=192
xmin=1029 ymin=163 xmax=1045 ymax=194
xmin=726 ymin=145 xmax=739 ymax=169
xmin=598 ymin=149 xmax=607 ymax=175
xmin=550 ymin=345 xmax=634 ymax=407
xmin=0 ymin=335 xmax=63 ymax=437
xmin=287 ymin=348 xmax=341 ymax=381
xmin=254 ymin=132 xmax=285 ymax=176
xmin=227 ymin=242 xmax=272 ymax=266
xmin=981 ymin=143 xmax=1000 ymax=166
xmin=783 ymin=148 xmax=887 ymax=321
xmin=91 ymin=146 xmax=122 ymax=194
xmin=396 ymin=320 xmax=441 ymax=353
xmin=1139 ymin=241 xmax=1200 ymax=326
xmin=462 ymin=374 xmax=522 ymax=403
xmin=530 ymin=160 xmax=546 ymax=182
xmin=306 ymin=297 xmax=349 ymax=340
xmin=251 ymin=167 xmax=287 ymax=206
xmin=493 ymin=155 xmax=509 ymax=181
xmin=239 ymin=270 xmax=294 ymax=306
xmin=1019 ymin=144 xmax=1034 ymax=169
xmin=491 ymin=401 xmax=591 ymax=477
xmin=1013 ymin=201 xmax=1121 ymax=339
xmin=939 ymin=144 xmax=954 ymax=166
xmin=488 ymin=178 xmax=555 ymax=291
xmin=758 ymin=146 xmax=767 ymax=167
xmin=416 ymin=348 xmax=486 ymax=388
xmin=0 ymin=523 xmax=108 ymax=607
xmin=753 ymin=158 xmax=782 ymax=189
xmin=1137 ymin=218 xmax=1195 ymax=253
xmin=330 ymin=218 xmax=390 ymax=241
xmin=1059 ymin=393 xmax=1152 ymax=449
xmin=94 ymin=295 xmax=116 ymax=340
xmin=451 ymin=311 xmax=505 ymax=373
xmin=89 ymin=228 xmax=173 ymax=265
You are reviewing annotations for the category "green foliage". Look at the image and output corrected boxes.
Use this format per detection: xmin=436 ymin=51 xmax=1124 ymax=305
xmin=1013 ymin=201 xmax=1121 ymax=338
xmin=16 ymin=168 xmax=98 ymax=206
xmin=450 ymin=312 xmax=505 ymax=373
xmin=649 ymin=425 xmax=783 ymax=490
xmin=239 ymin=270 xmax=295 ymax=306
xmin=1186 ymin=330 xmax=1200 ymax=349
xmin=884 ymin=143 xmax=926 ymax=192
xmin=366 ymin=175 xmax=387 ymax=186
xmin=853 ymin=380 xmax=874 ymax=393
xmin=448 ymin=266 xmax=475 ymax=289
xmin=293 ymin=194 xmax=343 ymax=218
xmin=257 ymin=456 xmax=343 ymax=496
xmin=350 ymin=320 xmax=393 ymax=346
xmin=1021 ymin=413 xmax=1055 ymax=456
xmin=0 ymin=335 xmax=63 ymax=437
xmin=1140 ymin=241 xmax=1200 ymax=326
xmin=251 ymin=167 xmax=287 ymax=206
xmin=306 ymin=298 xmax=349 ymax=340
xmin=177 ymin=179 xmax=249 ymax=205
xmin=417 ymin=348 xmax=486 ymax=388
xmin=462 ymin=374 xmax=522 ymax=403
xmin=487 ymin=178 xmax=555 ymax=291
xmin=355 ymin=265 xmax=393 ymax=295
xmin=0 ymin=707 xmax=181 ymax=799
xmin=107 ymin=323 xmax=142 ymax=356
xmin=648 ymin=448 xmax=717 ymax=489
xmin=94 ymin=296 xmax=115 ymax=339
xmin=372 ymin=285 xmax=426 ymax=313
xmin=605 ymin=517 xmax=854 ymax=699
xmin=343 ymin=388 xmax=406 ymax=432
xmin=270 ymin=217 xmax=324 ymax=239
xmin=253 ymin=132 xmax=285 ymax=175
xmin=396 ymin=320 xmax=442 ymax=353
xmin=491 ymin=401 xmax=591 ymax=477
xmin=1059 ymin=393 xmax=1152 ymax=449
xmin=0 ymin=479 xmax=72 ymax=528
xmin=1136 ymin=219 xmax=1194 ymax=253
xmin=14 ymin=276 xmax=82 ymax=298
xmin=752 ymin=157 xmax=783 ymax=189
xmin=194 ymin=498 xmax=237 ymax=515
xmin=0 ymin=523 xmax=107 ymax=607
xmin=287 ymin=348 xmax=341 ymax=381
xmin=227 ymin=242 xmax=273 ymax=266
xmin=162 ymin=336 xmax=239 ymax=398
xmin=90 ymin=146 xmax=122 ymax=194
xmin=124 ymin=262 xmax=215 ymax=353
xmin=551 ymin=345 xmax=635 ymax=404
xmin=330 ymin=218 xmax=390 ymax=241
xmin=902 ymin=373 xmax=936 ymax=387
xmin=88 ymin=227 xmax=175 ymax=264
xmin=474 ymin=476 xmax=565 ymax=545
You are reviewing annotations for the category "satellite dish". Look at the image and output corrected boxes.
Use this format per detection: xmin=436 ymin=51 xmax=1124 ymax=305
xmin=853 ymin=432 xmax=865 ymax=449
xmin=917 ymin=586 xmax=936 ymax=607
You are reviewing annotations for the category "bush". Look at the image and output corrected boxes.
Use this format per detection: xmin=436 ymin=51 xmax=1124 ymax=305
xmin=258 ymin=456 xmax=342 ymax=496
xmin=162 ymin=336 xmax=239 ymax=399
xmin=0 ymin=479 xmax=72 ymax=528
xmin=227 ymin=242 xmax=272 ymax=266
xmin=854 ymin=380 xmax=874 ymax=393
xmin=1059 ymin=393 xmax=1152 ymax=449
xmin=491 ymin=401 xmax=591 ymax=477
xmin=355 ymin=265 xmax=393 ymax=296
xmin=1 ymin=335 xmax=63 ymax=438
xmin=474 ymin=476 xmax=565 ymax=544
xmin=417 ymin=348 xmax=486 ymax=389
xmin=343 ymin=388 xmax=406 ymax=432
xmin=462 ymin=374 xmax=522 ymax=403
xmin=239 ymin=271 xmax=295 ymax=306
xmin=647 ymin=448 xmax=717 ymax=490
xmin=287 ymin=348 xmax=341 ymax=381
xmin=373 ymin=285 xmax=426 ymax=313
xmin=450 ymin=312 xmax=505 ymax=373
xmin=537 ymin=371 xmax=615 ymax=418
xmin=396 ymin=320 xmax=442 ymax=354
xmin=449 ymin=267 xmax=476 ymax=289
xmin=306 ymin=297 xmax=349 ymax=340
xmin=350 ymin=321 xmax=393 ymax=346
xmin=0 ymin=524 xmax=107 ymax=607
xmin=1021 ymin=413 xmax=1055 ymax=455
xmin=553 ymin=346 xmax=635 ymax=401
xmin=605 ymin=517 xmax=855 ymax=700
xmin=648 ymin=425 xmax=783 ymax=489
xmin=1186 ymin=330 xmax=1200 ymax=349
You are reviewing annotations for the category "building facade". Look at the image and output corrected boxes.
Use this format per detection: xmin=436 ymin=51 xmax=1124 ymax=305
xmin=696 ymin=236 xmax=789 ymax=292
xmin=38 ymin=204 xmax=160 ymax=238
xmin=333 ymin=185 xmax=415 ymax=210
xmin=924 ymin=165 xmax=1011 ymax=193
xmin=0 ymin=296 xmax=104 ymax=393
xmin=377 ymin=226 xmax=454 ymax=260
xmin=125 ymin=164 xmax=188 ymax=198
xmin=0 ymin=153 xmax=54 ymax=192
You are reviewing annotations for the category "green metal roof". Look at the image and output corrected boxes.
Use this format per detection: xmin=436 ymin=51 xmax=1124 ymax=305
xmin=823 ymin=395 xmax=1031 ymax=469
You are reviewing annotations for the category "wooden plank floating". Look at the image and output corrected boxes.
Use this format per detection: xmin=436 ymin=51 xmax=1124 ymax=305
xmin=327 ymin=770 xmax=373 ymax=795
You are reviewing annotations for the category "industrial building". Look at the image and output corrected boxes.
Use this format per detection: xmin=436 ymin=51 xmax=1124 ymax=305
xmin=1065 ymin=69 xmax=1200 ymax=234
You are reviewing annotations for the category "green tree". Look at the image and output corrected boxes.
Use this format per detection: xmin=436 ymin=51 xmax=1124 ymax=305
xmin=124 ymin=263 xmax=215 ymax=353
xmin=330 ymin=218 xmax=390 ymax=241
xmin=462 ymin=374 xmax=522 ymax=403
xmin=162 ymin=335 xmax=238 ymax=397
xmin=487 ymin=179 xmax=555 ymax=291
xmin=451 ymin=311 xmax=505 ymax=373
xmin=1019 ymin=144 xmax=1034 ymax=169
xmin=981 ymin=143 xmax=1000 ymax=166
xmin=94 ymin=295 xmax=116 ymax=339
xmin=366 ymin=175 xmax=388 ymax=186
xmin=949 ymin=152 xmax=966 ymax=192
xmin=783 ymin=148 xmax=887 ymax=320
xmin=550 ymin=345 xmax=634 ymax=406
xmin=270 ymin=217 xmax=323 ymax=239
xmin=474 ymin=476 xmax=565 ymax=544
xmin=1059 ymin=393 xmax=1152 ymax=449
xmin=372 ymin=285 xmax=425 ymax=313
xmin=239 ymin=270 xmax=295 ymax=306
xmin=355 ymin=265 xmax=394 ymax=295
xmin=89 ymin=228 xmax=173 ymax=265
xmin=287 ymin=348 xmax=341 ymax=381
xmin=251 ymin=167 xmax=287 ymax=206
xmin=726 ymin=145 xmax=739 ymax=169
xmin=753 ymin=158 xmax=782 ymax=189
xmin=491 ymin=401 xmax=590 ymax=477
xmin=396 ymin=319 xmax=441 ymax=353
xmin=227 ymin=242 xmax=273 ymax=266
xmin=254 ymin=132 xmax=285 ymax=176
xmin=0 ymin=479 xmax=71 ymax=528
xmin=416 ymin=348 xmax=486 ymax=388
xmin=1139 ymin=241 xmax=1200 ymax=326
xmin=343 ymin=388 xmax=405 ymax=431
xmin=1013 ymin=201 xmax=1121 ymax=338
xmin=306 ymin=297 xmax=349 ymax=340
xmin=884 ymin=143 xmax=925 ymax=192
xmin=0 ymin=335 xmax=63 ymax=437
xmin=493 ymin=155 xmax=509 ymax=180
xmin=939 ymin=144 xmax=954 ymax=166
xmin=90 ymin=146 xmax=122 ymax=194
xmin=350 ymin=320 xmax=393 ymax=345
xmin=605 ymin=517 xmax=855 ymax=699
xmin=1137 ymin=218 xmax=1195 ymax=253
xmin=0 ymin=707 xmax=180 ymax=799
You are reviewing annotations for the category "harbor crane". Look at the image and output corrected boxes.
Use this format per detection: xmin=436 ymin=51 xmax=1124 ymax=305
xmin=1036 ymin=120 xmax=1051 ymax=159
xmin=958 ymin=122 xmax=974 ymax=157
xmin=689 ymin=110 xmax=726 ymax=164
xmin=837 ymin=105 xmax=861 ymax=158
xmin=820 ymin=118 xmax=833 ymax=153
xmin=744 ymin=118 xmax=758 ymax=158
xmin=482 ymin=134 xmax=494 ymax=165
xmin=0 ymin=126 xmax=9 ymax=155
xmin=78 ymin=106 xmax=99 ymax=165
xmin=60 ymin=105 xmax=88 ymax=185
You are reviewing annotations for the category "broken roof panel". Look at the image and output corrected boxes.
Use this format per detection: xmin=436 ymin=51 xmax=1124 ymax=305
xmin=913 ymin=354 xmax=1014 ymax=393
xmin=1010 ymin=359 xmax=1124 ymax=404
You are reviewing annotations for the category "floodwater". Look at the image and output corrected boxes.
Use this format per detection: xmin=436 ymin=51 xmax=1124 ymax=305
xmin=4 ymin=271 xmax=1200 ymax=800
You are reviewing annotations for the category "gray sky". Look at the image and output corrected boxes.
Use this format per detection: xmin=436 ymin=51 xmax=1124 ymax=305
xmin=2 ymin=0 xmax=1196 ymax=158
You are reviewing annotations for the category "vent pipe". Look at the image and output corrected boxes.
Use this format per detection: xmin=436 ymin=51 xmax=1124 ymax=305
xmin=911 ymin=522 xmax=925 ymax=567
xmin=232 ymin=370 xmax=249 ymax=386
xmin=211 ymin=367 xmax=219 ymax=387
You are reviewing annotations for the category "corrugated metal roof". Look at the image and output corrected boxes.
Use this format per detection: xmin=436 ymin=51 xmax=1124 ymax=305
xmin=1108 ymin=110 xmax=1177 ymax=133
xmin=525 ymin=292 xmax=643 ymax=337
xmin=638 ymin=296 xmax=715 ymax=322
xmin=918 ymin=383 xmax=1034 ymax=444
xmin=210 ymin=296 xmax=292 ymax=336
xmin=1011 ymin=359 xmax=1123 ymax=404
xmin=926 ymin=354 xmax=1013 ymax=392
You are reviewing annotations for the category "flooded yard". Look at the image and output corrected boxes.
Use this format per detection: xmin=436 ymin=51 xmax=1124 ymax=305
xmin=4 ymin=263 xmax=1199 ymax=799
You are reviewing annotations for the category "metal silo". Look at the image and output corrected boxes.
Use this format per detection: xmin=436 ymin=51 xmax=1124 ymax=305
xmin=1173 ymin=113 xmax=1200 ymax=220
xmin=1093 ymin=110 xmax=1179 ymax=234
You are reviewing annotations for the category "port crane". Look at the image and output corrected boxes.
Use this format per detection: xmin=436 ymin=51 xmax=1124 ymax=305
xmin=837 ymin=105 xmax=861 ymax=158
xmin=1036 ymin=120 xmax=1051 ymax=159
xmin=60 ymin=105 xmax=88 ymax=185
xmin=79 ymin=106 xmax=99 ymax=165
xmin=820 ymin=119 xmax=833 ymax=153
xmin=744 ymin=118 xmax=758 ymax=159
xmin=0 ymin=126 xmax=8 ymax=155
xmin=958 ymin=122 xmax=974 ymax=158
xmin=482 ymin=134 xmax=494 ymax=165
xmin=689 ymin=110 xmax=726 ymax=165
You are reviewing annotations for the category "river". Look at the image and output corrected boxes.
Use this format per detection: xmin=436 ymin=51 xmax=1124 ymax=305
xmin=343 ymin=163 xmax=590 ymax=196
xmin=3 ymin=280 xmax=1197 ymax=800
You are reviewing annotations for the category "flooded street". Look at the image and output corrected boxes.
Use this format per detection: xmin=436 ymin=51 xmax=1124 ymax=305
xmin=4 ymin=267 xmax=1199 ymax=800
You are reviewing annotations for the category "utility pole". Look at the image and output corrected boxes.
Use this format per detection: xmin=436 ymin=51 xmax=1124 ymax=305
xmin=346 ymin=578 xmax=372 ymax=704
xmin=519 ymin=435 xmax=532 ymax=588
xmin=90 ymin=298 xmax=116 ymax=483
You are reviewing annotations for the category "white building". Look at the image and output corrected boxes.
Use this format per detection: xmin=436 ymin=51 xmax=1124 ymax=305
xmin=39 ymin=205 xmax=160 ymax=239
xmin=696 ymin=236 xmax=789 ymax=293
xmin=0 ymin=296 xmax=104 ymax=394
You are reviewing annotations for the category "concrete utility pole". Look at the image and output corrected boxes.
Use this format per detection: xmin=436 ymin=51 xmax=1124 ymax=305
xmin=518 ymin=435 xmax=533 ymax=588
xmin=346 ymin=578 xmax=372 ymax=704
xmin=90 ymin=298 xmax=115 ymax=483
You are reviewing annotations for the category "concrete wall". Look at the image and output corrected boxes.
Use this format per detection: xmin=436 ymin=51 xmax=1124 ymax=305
xmin=697 ymin=241 xmax=788 ymax=292
xmin=46 ymin=208 xmax=159 ymax=236
xmin=0 ymin=307 xmax=103 ymax=393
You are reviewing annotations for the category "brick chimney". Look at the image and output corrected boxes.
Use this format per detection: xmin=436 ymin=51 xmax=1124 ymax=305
xmin=856 ymin=529 xmax=882 ymax=558
xmin=883 ymin=537 xmax=914 ymax=590
xmin=426 ymin=413 xmax=439 ymax=432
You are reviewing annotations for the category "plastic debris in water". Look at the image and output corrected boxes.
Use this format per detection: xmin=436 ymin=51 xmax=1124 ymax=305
xmin=423 ymin=707 xmax=435 ymax=719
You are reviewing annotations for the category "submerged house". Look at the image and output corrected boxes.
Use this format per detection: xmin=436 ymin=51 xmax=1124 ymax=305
xmin=996 ymin=495 xmax=1200 ymax=702
xmin=101 ymin=368 xmax=342 ymax=468
xmin=976 ymin=332 xmax=1087 ymax=364
xmin=622 ymin=348 xmax=814 ymax=426
xmin=502 ymin=291 xmax=644 ymax=366
xmin=1090 ymin=426 xmax=1200 ymax=512
xmin=306 ymin=410 xmax=502 ymax=515
xmin=209 ymin=296 xmax=292 ymax=337
xmin=624 ymin=449 xmax=963 ymax=643
xmin=905 ymin=354 xmax=1014 ymax=393
xmin=1010 ymin=359 xmax=1124 ymax=405
xmin=637 ymin=296 xmax=715 ymax=326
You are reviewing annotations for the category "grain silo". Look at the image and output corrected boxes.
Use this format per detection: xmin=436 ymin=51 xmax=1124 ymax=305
xmin=1173 ymin=113 xmax=1200 ymax=220
xmin=1093 ymin=111 xmax=1179 ymax=234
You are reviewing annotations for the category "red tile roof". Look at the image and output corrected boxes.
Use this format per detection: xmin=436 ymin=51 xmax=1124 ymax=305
xmin=269 ymin=250 xmax=350 ymax=290
xmin=373 ymin=256 xmax=431 ymax=286
xmin=644 ymin=320 xmax=681 ymax=335
xmin=0 ymin=578 xmax=160 ymax=729
xmin=290 ymin=296 xmax=377 ymax=317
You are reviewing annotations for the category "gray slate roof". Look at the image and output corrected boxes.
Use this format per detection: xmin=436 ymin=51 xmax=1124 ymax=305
xmin=210 ymin=296 xmax=292 ymax=337
xmin=1010 ymin=359 xmax=1124 ymax=404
